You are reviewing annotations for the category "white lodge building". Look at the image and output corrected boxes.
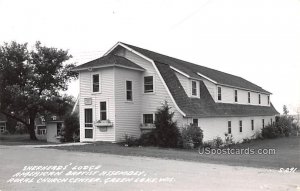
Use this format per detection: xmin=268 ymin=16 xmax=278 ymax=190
xmin=73 ymin=42 xmax=279 ymax=143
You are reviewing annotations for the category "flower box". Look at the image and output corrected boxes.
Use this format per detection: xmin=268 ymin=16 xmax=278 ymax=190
xmin=94 ymin=120 xmax=113 ymax=127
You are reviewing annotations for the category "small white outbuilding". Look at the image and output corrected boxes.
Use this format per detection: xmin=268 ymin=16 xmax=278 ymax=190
xmin=46 ymin=116 xmax=64 ymax=143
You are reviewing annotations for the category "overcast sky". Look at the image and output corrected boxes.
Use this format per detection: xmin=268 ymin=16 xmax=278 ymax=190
xmin=0 ymin=0 xmax=299 ymax=114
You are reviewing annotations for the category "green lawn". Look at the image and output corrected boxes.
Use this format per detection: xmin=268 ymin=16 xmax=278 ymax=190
xmin=0 ymin=134 xmax=49 ymax=145
xmin=50 ymin=136 xmax=300 ymax=170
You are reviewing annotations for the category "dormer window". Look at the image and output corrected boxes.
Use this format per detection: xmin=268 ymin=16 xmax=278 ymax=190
xmin=234 ymin=90 xmax=238 ymax=102
xmin=258 ymin=94 xmax=261 ymax=105
xmin=217 ymin=87 xmax=222 ymax=101
xmin=52 ymin=116 xmax=57 ymax=121
xmin=192 ymin=81 xmax=197 ymax=96
xmin=267 ymin=95 xmax=270 ymax=105
xmin=248 ymin=92 xmax=251 ymax=103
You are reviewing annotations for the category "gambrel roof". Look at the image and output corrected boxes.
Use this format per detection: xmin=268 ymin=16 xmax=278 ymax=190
xmin=122 ymin=43 xmax=271 ymax=94
xmin=74 ymin=42 xmax=279 ymax=117
xmin=155 ymin=61 xmax=278 ymax=117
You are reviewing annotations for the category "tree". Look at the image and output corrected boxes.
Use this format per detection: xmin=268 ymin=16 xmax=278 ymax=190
xmin=154 ymin=101 xmax=181 ymax=148
xmin=63 ymin=112 xmax=80 ymax=142
xmin=0 ymin=41 xmax=77 ymax=140
xmin=283 ymin=105 xmax=289 ymax=115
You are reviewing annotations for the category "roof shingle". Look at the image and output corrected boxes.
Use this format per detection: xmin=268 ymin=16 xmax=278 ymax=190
xmin=122 ymin=42 xmax=270 ymax=94
xmin=73 ymin=54 xmax=145 ymax=71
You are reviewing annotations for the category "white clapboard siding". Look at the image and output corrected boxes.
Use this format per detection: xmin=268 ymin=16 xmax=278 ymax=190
xmin=186 ymin=116 xmax=275 ymax=142
xmin=114 ymin=67 xmax=143 ymax=141
xmin=115 ymin=48 xmax=183 ymax=128
xmin=79 ymin=68 xmax=115 ymax=142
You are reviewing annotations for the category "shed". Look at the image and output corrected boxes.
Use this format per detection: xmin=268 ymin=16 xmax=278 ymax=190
xmin=46 ymin=116 xmax=64 ymax=143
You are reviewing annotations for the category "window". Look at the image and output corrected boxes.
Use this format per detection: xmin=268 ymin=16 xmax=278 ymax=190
xmin=262 ymin=119 xmax=265 ymax=128
xmin=258 ymin=94 xmax=261 ymax=104
xmin=271 ymin=118 xmax=273 ymax=124
xmin=144 ymin=76 xmax=153 ymax=93
xmin=92 ymin=74 xmax=100 ymax=92
xmin=217 ymin=87 xmax=222 ymax=101
xmin=267 ymin=95 xmax=270 ymax=105
xmin=126 ymin=81 xmax=133 ymax=101
xmin=192 ymin=81 xmax=197 ymax=96
xmin=143 ymin=114 xmax=153 ymax=124
xmin=239 ymin=120 xmax=243 ymax=132
xmin=251 ymin=120 xmax=254 ymax=131
xmin=57 ymin=123 xmax=62 ymax=135
xmin=38 ymin=128 xmax=46 ymax=135
xmin=100 ymin=102 xmax=107 ymax=121
xmin=84 ymin=109 xmax=93 ymax=138
xmin=193 ymin=119 xmax=198 ymax=126
xmin=228 ymin=121 xmax=232 ymax=134
xmin=0 ymin=122 xmax=6 ymax=133
xmin=248 ymin=92 xmax=251 ymax=103
xmin=234 ymin=90 xmax=238 ymax=102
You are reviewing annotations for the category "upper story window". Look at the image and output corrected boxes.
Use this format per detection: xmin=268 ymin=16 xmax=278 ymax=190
xmin=217 ymin=87 xmax=222 ymax=101
xmin=144 ymin=76 xmax=153 ymax=93
xmin=258 ymin=94 xmax=261 ymax=104
xmin=239 ymin=120 xmax=243 ymax=132
xmin=100 ymin=102 xmax=107 ymax=121
xmin=228 ymin=121 xmax=231 ymax=134
xmin=143 ymin=114 xmax=153 ymax=124
xmin=192 ymin=81 xmax=197 ymax=96
xmin=251 ymin=120 xmax=254 ymax=130
xmin=248 ymin=92 xmax=251 ymax=103
xmin=126 ymin=81 xmax=133 ymax=101
xmin=92 ymin=74 xmax=100 ymax=92
xmin=262 ymin=119 xmax=265 ymax=128
xmin=234 ymin=90 xmax=238 ymax=102
xmin=267 ymin=95 xmax=270 ymax=105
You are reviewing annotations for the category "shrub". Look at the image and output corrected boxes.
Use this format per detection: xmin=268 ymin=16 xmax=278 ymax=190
xmin=202 ymin=137 xmax=223 ymax=148
xmin=224 ymin=133 xmax=234 ymax=145
xmin=138 ymin=131 xmax=157 ymax=146
xmin=124 ymin=134 xmax=139 ymax=147
xmin=242 ymin=138 xmax=251 ymax=143
xmin=181 ymin=124 xmax=203 ymax=149
xmin=251 ymin=130 xmax=263 ymax=140
xmin=261 ymin=124 xmax=279 ymax=139
xmin=212 ymin=136 xmax=223 ymax=148
xmin=63 ymin=112 xmax=80 ymax=142
xmin=153 ymin=102 xmax=181 ymax=148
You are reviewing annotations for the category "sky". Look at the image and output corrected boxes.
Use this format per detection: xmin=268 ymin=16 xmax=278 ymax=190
xmin=0 ymin=0 xmax=299 ymax=114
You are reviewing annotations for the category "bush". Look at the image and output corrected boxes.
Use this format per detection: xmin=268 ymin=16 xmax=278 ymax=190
xmin=212 ymin=136 xmax=223 ymax=148
xmin=261 ymin=124 xmax=279 ymax=139
xmin=251 ymin=130 xmax=263 ymax=140
xmin=138 ymin=131 xmax=157 ymax=146
xmin=202 ymin=137 xmax=223 ymax=148
xmin=242 ymin=138 xmax=251 ymax=143
xmin=63 ymin=112 xmax=80 ymax=142
xmin=153 ymin=102 xmax=181 ymax=148
xmin=124 ymin=134 xmax=139 ymax=147
xmin=181 ymin=124 xmax=203 ymax=149
xmin=224 ymin=133 xmax=234 ymax=145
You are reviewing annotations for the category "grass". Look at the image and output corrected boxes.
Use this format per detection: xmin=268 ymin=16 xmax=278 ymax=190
xmin=49 ymin=136 xmax=300 ymax=170
xmin=0 ymin=134 xmax=49 ymax=145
